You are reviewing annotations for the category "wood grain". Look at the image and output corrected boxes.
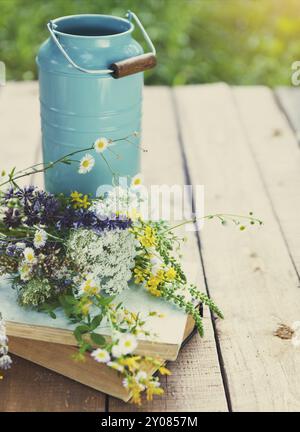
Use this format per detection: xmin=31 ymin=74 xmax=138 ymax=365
xmin=275 ymin=87 xmax=300 ymax=144
xmin=233 ymin=86 xmax=300 ymax=277
xmin=0 ymin=82 xmax=40 ymax=186
xmin=111 ymin=53 xmax=157 ymax=78
xmin=109 ymin=87 xmax=228 ymax=412
xmin=174 ymin=83 xmax=300 ymax=411
xmin=0 ymin=354 xmax=106 ymax=412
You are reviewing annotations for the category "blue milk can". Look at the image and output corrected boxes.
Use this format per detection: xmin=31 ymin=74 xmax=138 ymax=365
xmin=36 ymin=11 xmax=156 ymax=195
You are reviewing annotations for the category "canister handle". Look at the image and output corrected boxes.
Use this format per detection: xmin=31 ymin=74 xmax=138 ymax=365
xmin=47 ymin=10 xmax=157 ymax=78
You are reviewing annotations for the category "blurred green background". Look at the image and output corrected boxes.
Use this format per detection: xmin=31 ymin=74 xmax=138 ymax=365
xmin=1 ymin=0 xmax=300 ymax=85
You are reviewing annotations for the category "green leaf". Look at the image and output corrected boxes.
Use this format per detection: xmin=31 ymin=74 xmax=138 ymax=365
xmin=76 ymin=325 xmax=90 ymax=334
xmin=74 ymin=328 xmax=83 ymax=343
xmin=61 ymin=159 xmax=72 ymax=165
xmin=90 ymin=314 xmax=103 ymax=330
xmin=90 ymin=333 xmax=106 ymax=346
xmin=74 ymin=324 xmax=90 ymax=343
xmin=63 ymin=295 xmax=77 ymax=305
xmin=98 ymin=295 xmax=115 ymax=307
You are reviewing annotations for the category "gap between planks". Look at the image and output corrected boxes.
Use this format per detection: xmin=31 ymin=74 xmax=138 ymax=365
xmin=233 ymin=86 xmax=300 ymax=280
xmin=108 ymin=87 xmax=228 ymax=412
xmin=174 ymin=83 xmax=300 ymax=412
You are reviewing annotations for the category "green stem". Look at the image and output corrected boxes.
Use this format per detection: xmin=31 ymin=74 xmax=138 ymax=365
xmin=162 ymin=213 xmax=263 ymax=234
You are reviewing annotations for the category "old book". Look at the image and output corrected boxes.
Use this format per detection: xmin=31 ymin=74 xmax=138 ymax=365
xmin=9 ymin=314 xmax=197 ymax=402
xmin=1 ymin=276 xmax=191 ymax=361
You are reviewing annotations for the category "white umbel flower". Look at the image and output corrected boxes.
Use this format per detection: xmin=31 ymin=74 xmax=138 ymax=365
xmin=0 ymin=315 xmax=12 ymax=370
xmin=23 ymin=247 xmax=37 ymax=264
xmin=0 ymin=354 xmax=12 ymax=370
xmin=34 ymin=229 xmax=47 ymax=249
xmin=91 ymin=348 xmax=110 ymax=363
xmin=94 ymin=137 xmax=108 ymax=153
xmin=78 ymin=154 xmax=95 ymax=174
xmin=67 ymin=228 xmax=137 ymax=295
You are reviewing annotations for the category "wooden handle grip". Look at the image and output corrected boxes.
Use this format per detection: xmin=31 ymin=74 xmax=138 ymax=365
xmin=110 ymin=53 xmax=157 ymax=79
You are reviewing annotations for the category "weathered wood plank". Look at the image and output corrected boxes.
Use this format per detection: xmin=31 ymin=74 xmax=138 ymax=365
xmin=174 ymin=83 xmax=300 ymax=411
xmin=275 ymin=87 xmax=300 ymax=144
xmin=109 ymin=87 xmax=228 ymax=412
xmin=234 ymin=86 xmax=300 ymax=278
xmin=0 ymin=354 xmax=106 ymax=412
xmin=0 ymin=82 xmax=40 ymax=186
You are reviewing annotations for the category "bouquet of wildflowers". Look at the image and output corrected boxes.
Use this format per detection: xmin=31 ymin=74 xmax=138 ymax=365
xmin=0 ymin=133 xmax=261 ymax=404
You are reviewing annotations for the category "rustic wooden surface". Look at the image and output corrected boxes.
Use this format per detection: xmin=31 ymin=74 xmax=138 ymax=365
xmin=0 ymin=82 xmax=299 ymax=412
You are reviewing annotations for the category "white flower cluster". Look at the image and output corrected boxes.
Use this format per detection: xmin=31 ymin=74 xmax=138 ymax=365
xmin=67 ymin=228 xmax=137 ymax=295
xmin=0 ymin=314 xmax=12 ymax=371
xmin=92 ymin=186 xmax=143 ymax=220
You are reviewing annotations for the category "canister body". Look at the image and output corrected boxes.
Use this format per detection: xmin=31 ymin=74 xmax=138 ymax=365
xmin=37 ymin=15 xmax=143 ymax=195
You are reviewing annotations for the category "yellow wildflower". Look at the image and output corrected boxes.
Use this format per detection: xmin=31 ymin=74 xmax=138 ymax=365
xmin=128 ymin=207 xmax=142 ymax=221
xmin=79 ymin=298 xmax=93 ymax=316
xmin=138 ymin=225 xmax=156 ymax=248
xmin=159 ymin=366 xmax=172 ymax=376
xmin=165 ymin=267 xmax=177 ymax=281
xmin=156 ymin=269 xmax=165 ymax=282
xmin=147 ymin=285 xmax=161 ymax=297
xmin=133 ymin=268 xmax=146 ymax=284
xmin=70 ymin=191 xmax=91 ymax=209
xmin=146 ymin=383 xmax=164 ymax=401
xmin=131 ymin=386 xmax=142 ymax=405
xmin=147 ymin=275 xmax=160 ymax=289
xmin=80 ymin=194 xmax=91 ymax=209
xmin=119 ymin=356 xmax=141 ymax=372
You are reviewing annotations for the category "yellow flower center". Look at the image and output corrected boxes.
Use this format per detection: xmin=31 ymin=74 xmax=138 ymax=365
xmin=82 ymin=160 xmax=90 ymax=168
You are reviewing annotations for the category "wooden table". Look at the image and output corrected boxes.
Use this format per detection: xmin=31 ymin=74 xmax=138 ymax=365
xmin=0 ymin=82 xmax=300 ymax=412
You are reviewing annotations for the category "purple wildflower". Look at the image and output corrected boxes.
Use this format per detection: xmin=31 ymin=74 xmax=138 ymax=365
xmin=3 ymin=208 xmax=21 ymax=228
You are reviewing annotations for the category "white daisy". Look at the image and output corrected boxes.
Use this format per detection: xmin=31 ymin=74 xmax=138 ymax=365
xmin=107 ymin=361 xmax=125 ymax=373
xmin=94 ymin=137 xmax=109 ymax=153
xmin=91 ymin=348 xmax=110 ymax=363
xmin=78 ymin=154 xmax=95 ymax=174
xmin=33 ymin=229 xmax=47 ymax=249
xmin=113 ymin=334 xmax=138 ymax=356
xmin=19 ymin=261 xmax=32 ymax=281
xmin=111 ymin=344 xmax=123 ymax=358
xmin=136 ymin=370 xmax=147 ymax=383
xmin=131 ymin=173 xmax=143 ymax=189
xmin=23 ymin=247 xmax=37 ymax=264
